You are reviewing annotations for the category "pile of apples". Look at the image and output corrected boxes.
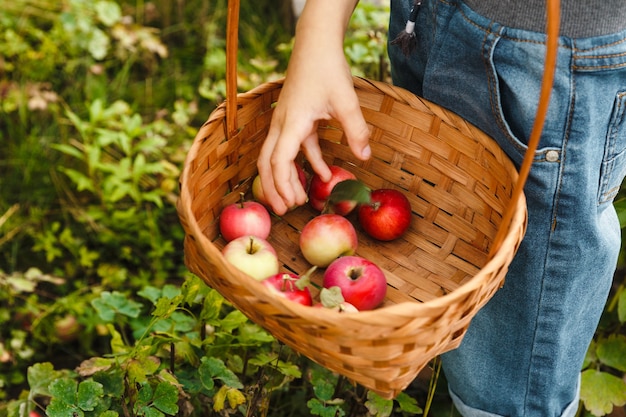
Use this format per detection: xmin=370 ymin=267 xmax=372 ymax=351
xmin=219 ymin=163 xmax=412 ymax=312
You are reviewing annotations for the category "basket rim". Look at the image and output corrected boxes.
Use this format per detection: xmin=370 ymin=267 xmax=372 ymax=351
xmin=177 ymin=77 xmax=528 ymax=324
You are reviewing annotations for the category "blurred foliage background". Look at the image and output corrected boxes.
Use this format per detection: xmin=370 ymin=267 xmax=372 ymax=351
xmin=0 ymin=0 xmax=624 ymax=416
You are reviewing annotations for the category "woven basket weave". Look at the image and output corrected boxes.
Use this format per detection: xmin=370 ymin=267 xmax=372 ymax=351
xmin=177 ymin=0 xmax=560 ymax=399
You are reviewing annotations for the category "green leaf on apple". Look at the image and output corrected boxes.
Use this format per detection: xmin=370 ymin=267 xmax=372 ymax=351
xmin=295 ymin=266 xmax=317 ymax=291
xmin=327 ymin=179 xmax=371 ymax=206
xmin=320 ymin=286 xmax=345 ymax=309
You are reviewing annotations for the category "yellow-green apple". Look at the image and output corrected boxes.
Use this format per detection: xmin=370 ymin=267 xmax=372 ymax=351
xmin=322 ymin=255 xmax=387 ymax=311
xmin=219 ymin=195 xmax=271 ymax=242
xmin=358 ymin=188 xmax=412 ymax=241
xmin=252 ymin=162 xmax=308 ymax=207
xmin=222 ymin=235 xmax=280 ymax=280
xmin=308 ymin=165 xmax=357 ymax=215
xmin=299 ymin=214 xmax=358 ymax=267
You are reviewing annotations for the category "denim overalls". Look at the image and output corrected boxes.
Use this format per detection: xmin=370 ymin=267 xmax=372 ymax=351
xmin=389 ymin=1 xmax=626 ymax=415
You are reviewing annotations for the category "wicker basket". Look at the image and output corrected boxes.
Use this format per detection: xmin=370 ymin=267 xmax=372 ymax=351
xmin=176 ymin=0 xmax=560 ymax=399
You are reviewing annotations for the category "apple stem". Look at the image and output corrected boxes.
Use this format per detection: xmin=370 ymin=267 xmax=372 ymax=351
xmin=280 ymin=273 xmax=294 ymax=292
xmin=349 ymin=267 xmax=363 ymax=281
xmin=239 ymin=192 xmax=245 ymax=208
xmin=247 ymin=237 xmax=256 ymax=254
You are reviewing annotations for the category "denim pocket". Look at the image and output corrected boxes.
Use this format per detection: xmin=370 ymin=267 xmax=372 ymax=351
xmin=598 ymin=91 xmax=626 ymax=205
xmin=487 ymin=36 xmax=563 ymax=164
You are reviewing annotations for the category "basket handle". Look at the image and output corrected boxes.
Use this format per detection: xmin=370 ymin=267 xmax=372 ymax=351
xmin=226 ymin=0 xmax=240 ymax=138
xmin=224 ymin=0 xmax=561 ymax=256
xmin=489 ymin=0 xmax=560 ymax=257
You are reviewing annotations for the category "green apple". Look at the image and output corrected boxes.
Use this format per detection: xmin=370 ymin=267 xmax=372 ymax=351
xmin=222 ymin=235 xmax=280 ymax=280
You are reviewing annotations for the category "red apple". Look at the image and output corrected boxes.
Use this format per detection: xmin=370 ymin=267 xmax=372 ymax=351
xmin=308 ymin=165 xmax=357 ymax=215
xmin=358 ymin=188 xmax=412 ymax=241
xmin=222 ymin=235 xmax=280 ymax=280
xmin=323 ymin=256 xmax=387 ymax=311
xmin=219 ymin=194 xmax=271 ymax=242
xmin=262 ymin=270 xmax=313 ymax=306
xmin=252 ymin=162 xmax=307 ymax=207
xmin=299 ymin=214 xmax=358 ymax=267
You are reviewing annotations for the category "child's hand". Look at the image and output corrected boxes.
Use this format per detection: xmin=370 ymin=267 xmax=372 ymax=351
xmin=256 ymin=0 xmax=370 ymax=215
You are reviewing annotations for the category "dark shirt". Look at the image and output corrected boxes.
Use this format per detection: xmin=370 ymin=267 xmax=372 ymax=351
xmin=464 ymin=0 xmax=626 ymax=38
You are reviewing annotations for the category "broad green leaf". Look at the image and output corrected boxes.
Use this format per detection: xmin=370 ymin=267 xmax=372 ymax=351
xmin=137 ymin=383 xmax=153 ymax=404
xmin=580 ymin=369 xmax=626 ymax=416
xmin=92 ymin=367 xmax=125 ymax=397
xmin=153 ymin=296 xmax=182 ymax=319
xmin=138 ymin=286 xmax=162 ymax=304
xmin=248 ymin=352 xmax=278 ymax=367
xmin=162 ymin=284 xmax=182 ymax=299
xmin=27 ymin=362 xmax=63 ymax=396
xmin=57 ymin=167 xmax=95 ymax=192
xmin=88 ymin=28 xmax=109 ymax=60
xmin=310 ymin=367 xmax=336 ymax=402
xmin=152 ymin=382 xmax=179 ymax=415
xmin=142 ymin=191 xmax=164 ymax=208
xmin=133 ymin=153 xmax=147 ymax=182
xmin=200 ymin=289 xmax=225 ymax=322
xmin=237 ymin=323 xmax=275 ymax=344
xmin=126 ymin=356 xmax=160 ymax=385
xmin=65 ymin=109 xmax=87 ymax=137
xmin=95 ymin=0 xmax=122 ymax=26
xmin=199 ymin=357 xmax=243 ymax=389
xmin=365 ymin=391 xmax=393 ymax=417
xmin=248 ymin=353 xmax=302 ymax=378
xmin=89 ymin=99 xmax=105 ymax=123
xmin=219 ymin=310 xmax=249 ymax=333
xmin=199 ymin=370 xmax=215 ymax=391
xmin=275 ymin=361 xmax=302 ymax=379
xmin=92 ymin=291 xmax=142 ymax=321
xmin=144 ymin=408 xmax=164 ymax=417
xmin=76 ymin=380 xmax=104 ymax=411
xmin=180 ymin=276 xmax=203 ymax=305
xmin=307 ymin=398 xmax=346 ymax=417
xmin=50 ymin=143 xmax=84 ymax=160
xmin=170 ymin=311 xmax=196 ymax=332
xmin=394 ymin=392 xmax=423 ymax=414
xmin=45 ymin=399 xmax=83 ymax=417
xmin=596 ymin=335 xmax=626 ymax=372
xmin=49 ymin=378 xmax=78 ymax=404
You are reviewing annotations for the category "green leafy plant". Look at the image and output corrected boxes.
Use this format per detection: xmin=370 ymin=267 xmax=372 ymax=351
xmin=1 ymin=1 xmax=625 ymax=416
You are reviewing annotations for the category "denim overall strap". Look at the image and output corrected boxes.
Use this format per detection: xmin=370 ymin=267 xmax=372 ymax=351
xmin=389 ymin=1 xmax=626 ymax=416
